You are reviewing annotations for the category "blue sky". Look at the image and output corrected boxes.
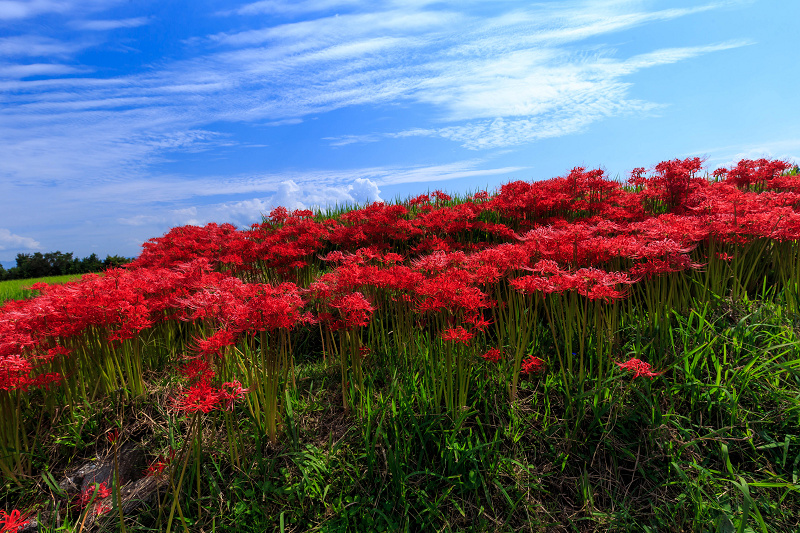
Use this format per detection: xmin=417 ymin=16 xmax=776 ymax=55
xmin=1 ymin=0 xmax=798 ymax=264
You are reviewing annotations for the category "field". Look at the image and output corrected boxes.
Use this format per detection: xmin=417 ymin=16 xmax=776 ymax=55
xmin=0 ymin=274 xmax=84 ymax=304
xmin=2 ymin=157 xmax=800 ymax=532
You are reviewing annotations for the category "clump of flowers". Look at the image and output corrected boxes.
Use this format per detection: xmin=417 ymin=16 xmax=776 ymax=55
xmin=145 ymin=448 xmax=177 ymax=478
xmin=440 ymin=326 xmax=474 ymax=345
xmin=520 ymin=355 xmax=545 ymax=374
xmin=0 ymin=509 xmax=30 ymax=533
xmin=76 ymin=482 xmax=112 ymax=510
xmin=481 ymin=348 xmax=502 ymax=363
xmin=616 ymin=357 xmax=663 ymax=379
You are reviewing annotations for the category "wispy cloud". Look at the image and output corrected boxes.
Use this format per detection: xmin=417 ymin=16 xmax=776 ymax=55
xmin=0 ymin=62 xmax=84 ymax=78
xmin=0 ymin=0 xmax=762 ymax=258
xmin=0 ymin=35 xmax=89 ymax=57
xmin=688 ymin=139 xmax=800 ymax=169
xmin=233 ymin=0 xmax=363 ymax=17
xmin=0 ymin=0 xmax=72 ymax=20
xmin=0 ymin=0 xmax=739 ymax=188
xmin=0 ymin=0 xmax=121 ymax=20
xmin=73 ymin=17 xmax=150 ymax=31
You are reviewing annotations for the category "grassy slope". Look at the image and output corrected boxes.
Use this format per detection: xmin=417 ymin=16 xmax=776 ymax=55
xmin=0 ymin=274 xmax=84 ymax=303
xmin=202 ymin=296 xmax=800 ymax=532
xmin=6 ymin=294 xmax=798 ymax=532
xmin=3 ymin=188 xmax=800 ymax=532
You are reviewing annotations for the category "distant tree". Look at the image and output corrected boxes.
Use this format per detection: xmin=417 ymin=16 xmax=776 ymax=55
xmin=103 ymin=254 xmax=132 ymax=269
xmin=48 ymin=251 xmax=74 ymax=275
xmin=2 ymin=251 xmax=130 ymax=280
xmin=80 ymin=253 xmax=104 ymax=273
xmin=14 ymin=251 xmax=76 ymax=278
xmin=16 ymin=252 xmax=49 ymax=278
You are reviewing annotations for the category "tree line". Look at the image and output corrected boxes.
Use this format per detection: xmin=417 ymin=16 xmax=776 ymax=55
xmin=0 ymin=251 xmax=132 ymax=281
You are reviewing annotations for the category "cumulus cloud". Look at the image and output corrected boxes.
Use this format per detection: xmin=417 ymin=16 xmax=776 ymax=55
xmin=0 ymin=228 xmax=41 ymax=251
xmin=117 ymin=178 xmax=383 ymax=229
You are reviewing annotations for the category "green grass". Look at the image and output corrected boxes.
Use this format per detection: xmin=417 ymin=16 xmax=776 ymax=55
xmin=5 ymin=295 xmax=798 ymax=532
xmin=0 ymin=274 xmax=84 ymax=303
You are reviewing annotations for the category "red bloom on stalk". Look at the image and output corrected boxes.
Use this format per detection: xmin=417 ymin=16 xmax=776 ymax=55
xmin=519 ymin=355 xmax=545 ymax=374
xmin=77 ymin=482 xmax=112 ymax=509
xmin=616 ymin=358 xmax=663 ymax=379
xmin=220 ymin=380 xmax=249 ymax=410
xmin=192 ymin=329 xmax=238 ymax=357
xmin=179 ymin=358 xmax=215 ymax=382
xmin=175 ymin=379 xmax=223 ymax=413
xmin=330 ymin=292 xmax=374 ymax=328
xmin=481 ymin=348 xmax=502 ymax=363
xmin=0 ymin=509 xmax=30 ymax=533
xmin=440 ymin=326 xmax=474 ymax=345
xmin=520 ymin=355 xmax=545 ymax=374
xmin=145 ymin=448 xmax=177 ymax=477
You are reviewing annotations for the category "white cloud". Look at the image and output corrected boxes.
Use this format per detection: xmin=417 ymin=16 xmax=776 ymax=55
xmin=234 ymin=0 xmax=364 ymax=17
xmin=0 ymin=228 xmax=40 ymax=251
xmin=0 ymin=35 xmax=88 ymax=57
xmin=74 ymin=17 xmax=150 ymax=31
xmin=0 ymin=0 xmax=122 ymax=20
xmin=688 ymin=139 xmax=800 ymax=170
xmin=0 ymin=0 xmax=71 ymax=20
xmin=0 ymin=62 xmax=83 ymax=78
xmin=116 ymin=178 xmax=384 ymax=229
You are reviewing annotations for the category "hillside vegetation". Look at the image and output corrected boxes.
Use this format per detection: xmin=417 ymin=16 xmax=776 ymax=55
xmin=2 ymin=157 xmax=800 ymax=532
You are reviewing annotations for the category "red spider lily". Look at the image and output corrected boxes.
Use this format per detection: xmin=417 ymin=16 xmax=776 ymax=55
xmin=106 ymin=429 xmax=119 ymax=446
xmin=723 ymin=158 xmax=791 ymax=190
xmin=220 ymin=380 xmax=249 ymax=410
xmin=616 ymin=358 xmax=663 ymax=379
xmin=407 ymin=193 xmax=431 ymax=207
xmin=93 ymin=501 xmax=112 ymax=516
xmin=329 ymin=292 xmax=375 ymax=328
xmin=192 ymin=329 xmax=238 ymax=358
xmin=520 ymin=355 xmax=545 ymax=374
xmin=179 ymin=359 xmax=215 ymax=382
xmin=481 ymin=348 xmax=502 ymax=363
xmin=0 ymin=510 xmax=30 ymax=533
xmin=77 ymin=482 xmax=112 ymax=509
xmin=464 ymin=313 xmax=492 ymax=331
xmin=432 ymin=190 xmax=452 ymax=203
xmin=440 ymin=327 xmax=474 ymax=345
xmin=145 ymin=448 xmax=177 ymax=477
xmin=174 ymin=378 xmax=224 ymax=414
xmin=174 ymin=376 xmax=249 ymax=414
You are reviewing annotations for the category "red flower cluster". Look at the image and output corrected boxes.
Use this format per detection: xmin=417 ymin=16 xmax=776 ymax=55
xmin=145 ymin=448 xmax=177 ymax=477
xmin=615 ymin=358 xmax=663 ymax=379
xmin=440 ymin=326 xmax=474 ymax=345
xmin=76 ymin=482 xmax=112 ymax=509
xmin=0 ymin=510 xmax=29 ymax=533
xmin=0 ymin=156 xmax=797 ymax=446
xmin=174 ymin=374 xmax=249 ymax=414
xmin=520 ymin=355 xmax=545 ymax=375
xmin=480 ymin=348 xmax=502 ymax=363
